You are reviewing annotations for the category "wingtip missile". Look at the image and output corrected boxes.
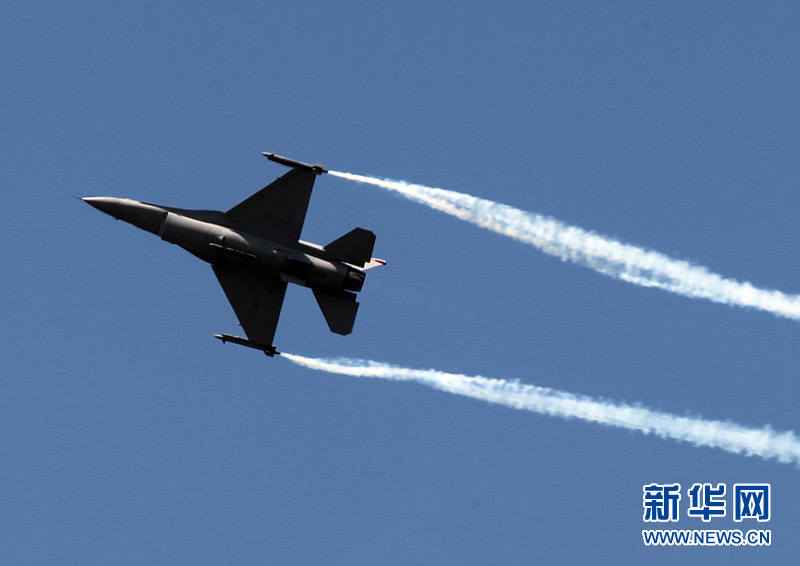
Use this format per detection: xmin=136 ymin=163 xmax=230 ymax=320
xmin=215 ymin=333 xmax=280 ymax=356
xmin=262 ymin=152 xmax=327 ymax=175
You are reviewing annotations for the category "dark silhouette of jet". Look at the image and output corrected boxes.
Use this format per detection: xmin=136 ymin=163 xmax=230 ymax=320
xmin=83 ymin=153 xmax=385 ymax=356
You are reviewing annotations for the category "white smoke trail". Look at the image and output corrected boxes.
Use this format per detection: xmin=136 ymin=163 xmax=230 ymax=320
xmin=283 ymin=353 xmax=800 ymax=465
xmin=330 ymin=170 xmax=800 ymax=321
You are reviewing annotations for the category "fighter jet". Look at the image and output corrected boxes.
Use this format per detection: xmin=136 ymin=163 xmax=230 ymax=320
xmin=83 ymin=153 xmax=385 ymax=356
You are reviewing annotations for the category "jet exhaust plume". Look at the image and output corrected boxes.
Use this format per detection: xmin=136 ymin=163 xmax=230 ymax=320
xmin=283 ymin=353 xmax=800 ymax=465
xmin=329 ymin=170 xmax=800 ymax=321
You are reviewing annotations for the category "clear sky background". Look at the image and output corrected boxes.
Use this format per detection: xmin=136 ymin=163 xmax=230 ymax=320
xmin=3 ymin=2 xmax=799 ymax=564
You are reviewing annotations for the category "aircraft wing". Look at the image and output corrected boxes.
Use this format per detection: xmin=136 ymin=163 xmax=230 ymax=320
xmin=212 ymin=264 xmax=287 ymax=349
xmin=226 ymin=168 xmax=317 ymax=242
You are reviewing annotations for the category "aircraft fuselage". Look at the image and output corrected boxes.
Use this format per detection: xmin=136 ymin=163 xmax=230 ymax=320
xmin=83 ymin=197 xmax=364 ymax=292
xmin=83 ymin=154 xmax=382 ymax=355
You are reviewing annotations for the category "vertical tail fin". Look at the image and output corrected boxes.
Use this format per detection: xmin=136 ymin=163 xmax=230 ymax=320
xmin=324 ymin=228 xmax=375 ymax=267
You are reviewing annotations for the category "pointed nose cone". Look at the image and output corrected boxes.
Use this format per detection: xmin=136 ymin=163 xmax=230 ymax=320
xmin=82 ymin=197 xmax=168 ymax=235
xmin=82 ymin=196 xmax=123 ymax=218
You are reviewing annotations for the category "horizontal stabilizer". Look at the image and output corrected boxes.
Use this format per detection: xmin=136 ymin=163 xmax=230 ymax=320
xmin=324 ymin=228 xmax=375 ymax=267
xmin=312 ymin=287 xmax=359 ymax=335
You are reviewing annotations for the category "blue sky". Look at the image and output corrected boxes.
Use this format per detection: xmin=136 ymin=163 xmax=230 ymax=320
xmin=3 ymin=2 xmax=800 ymax=563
